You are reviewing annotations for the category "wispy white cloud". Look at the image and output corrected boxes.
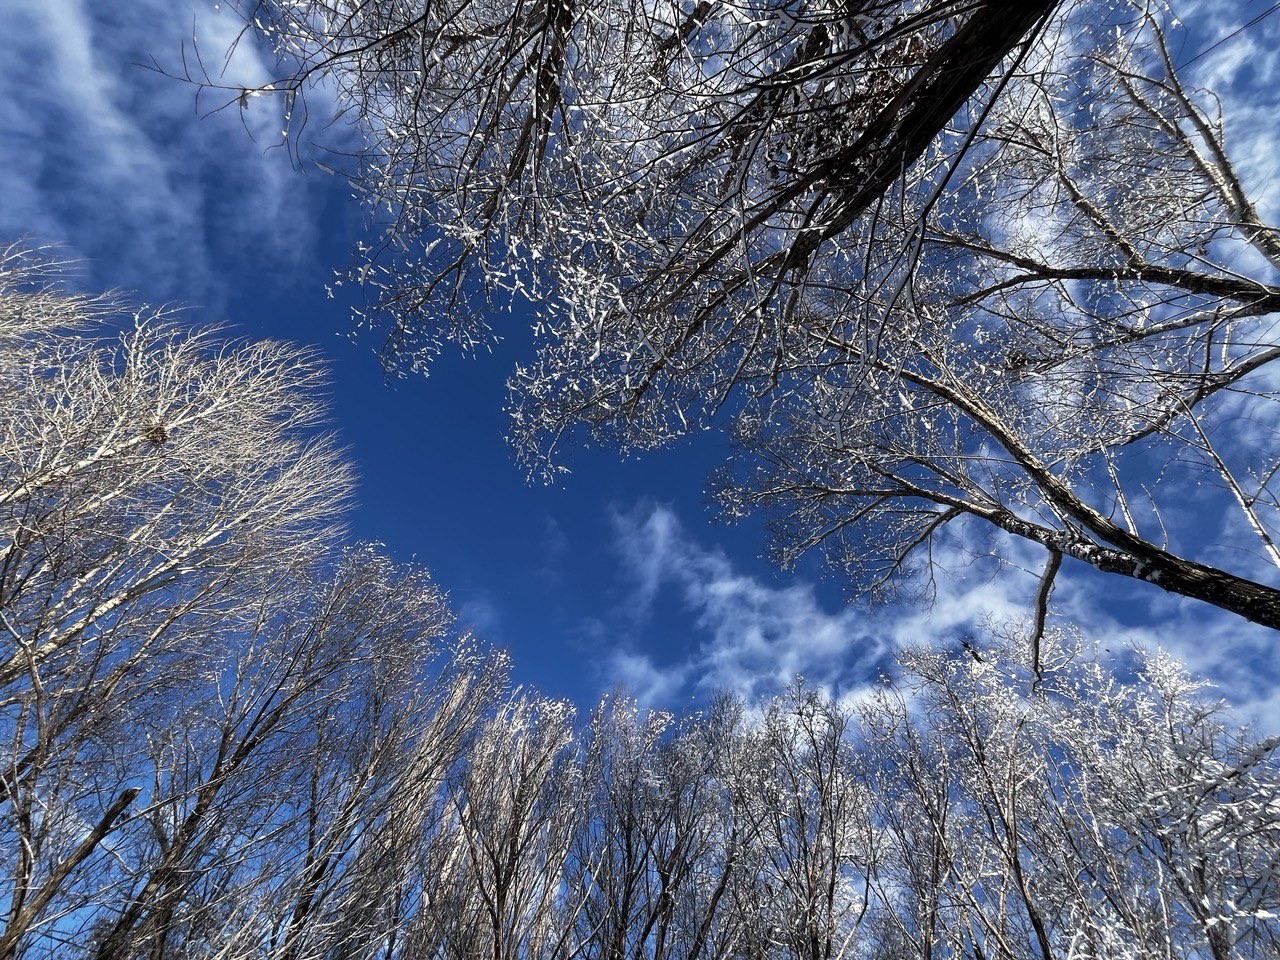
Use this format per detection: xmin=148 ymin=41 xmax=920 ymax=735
xmin=600 ymin=503 xmax=1280 ymax=729
xmin=0 ymin=0 xmax=338 ymax=308
xmin=602 ymin=504 xmax=1035 ymax=706
xmin=604 ymin=649 xmax=693 ymax=708
xmin=456 ymin=591 xmax=505 ymax=643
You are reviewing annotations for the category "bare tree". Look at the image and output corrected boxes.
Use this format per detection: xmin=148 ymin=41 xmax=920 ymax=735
xmin=219 ymin=0 xmax=1054 ymax=371
xmin=1037 ymin=644 xmax=1280 ymax=960
xmin=858 ymin=634 xmax=1280 ymax=960
xmin=708 ymin=6 xmax=1280 ymax=629
xmin=726 ymin=684 xmax=875 ymax=960
xmin=567 ymin=695 xmax=747 ymax=960
xmin=219 ymin=2 xmax=1280 ymax=631
xmin=568 ymin=699 xmax=678 ymax=960
xmin=411 ymin=693 xmax=581 ymax=960
xmin=562 ymin=637 xmax=1280 ymax=960
xmin=84 ymin=551 xmax=493 ymax=960
xmin=0 ymin=244 xmax=350 ymax=959
xmin=0 ymin=246 xmax=504 ymax=960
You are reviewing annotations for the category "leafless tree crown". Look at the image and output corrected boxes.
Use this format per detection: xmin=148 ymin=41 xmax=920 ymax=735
xmin=213 ymin=1 xmax=1280 ymax=630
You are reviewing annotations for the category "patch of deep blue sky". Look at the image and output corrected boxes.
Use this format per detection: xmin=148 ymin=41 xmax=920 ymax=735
xmin=2 ymin=0 xmax=1278 ymax=722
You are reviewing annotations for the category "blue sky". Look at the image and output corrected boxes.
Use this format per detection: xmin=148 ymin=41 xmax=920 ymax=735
xmin=4 ymin=0 xmax=1279 ymax=724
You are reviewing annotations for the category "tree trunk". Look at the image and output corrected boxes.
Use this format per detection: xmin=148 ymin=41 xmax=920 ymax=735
xmin=823 ymin=0 xmax=1061 ymax=228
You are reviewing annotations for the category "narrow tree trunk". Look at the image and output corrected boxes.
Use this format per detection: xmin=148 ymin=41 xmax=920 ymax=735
xmin=824 ymin=0 xmax=1061 ymax=227
xmin=0 ymin=789 xmax=138 ymax=960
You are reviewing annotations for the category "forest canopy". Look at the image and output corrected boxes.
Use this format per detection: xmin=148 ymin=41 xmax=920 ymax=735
xmin=4 ymin=0 xmax=1280 ymax=941
xmin=0 ymin=252 xmax=1275 ymax=957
